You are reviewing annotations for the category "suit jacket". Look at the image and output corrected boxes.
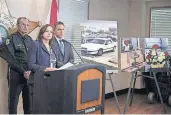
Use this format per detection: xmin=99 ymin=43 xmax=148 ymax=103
xmin=28 ymin=40 xmax=58 ymax=73
xmin=52 ymin=38 xmax=74 ymax=68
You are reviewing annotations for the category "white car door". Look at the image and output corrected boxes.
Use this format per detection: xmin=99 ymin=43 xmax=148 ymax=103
xmin=104 ymin=40 xmax=111 ymax=51
xmin=103 ymin=40 xmax=109 ymax=52
xmin=107 ymin=40 xmax=114 ymax=51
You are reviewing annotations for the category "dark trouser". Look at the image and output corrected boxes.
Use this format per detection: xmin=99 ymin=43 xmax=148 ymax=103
xmin=8 ymin=69 xmax=31 ymax=114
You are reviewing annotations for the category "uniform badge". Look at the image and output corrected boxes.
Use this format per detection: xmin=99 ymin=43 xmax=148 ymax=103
xmin=6 ymin=39 xmax=10 ymax=45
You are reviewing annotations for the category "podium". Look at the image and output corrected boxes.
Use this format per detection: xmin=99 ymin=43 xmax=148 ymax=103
xmin=31 ymin=64 xmax=106 ymax=114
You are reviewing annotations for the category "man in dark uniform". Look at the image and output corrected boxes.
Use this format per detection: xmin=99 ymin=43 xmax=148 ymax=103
xmin=0 ymin=17 xmax=33 ymax=114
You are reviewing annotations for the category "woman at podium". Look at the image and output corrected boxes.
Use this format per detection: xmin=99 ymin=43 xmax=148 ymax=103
xmin=28 ymin=24 xmax=58 ymax=72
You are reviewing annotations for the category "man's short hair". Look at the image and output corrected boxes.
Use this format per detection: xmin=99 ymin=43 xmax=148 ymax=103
xmin=53 ymin=21 xmax=65 ymax=30
xmin=17 ymin=17 xmax=29 ymax=25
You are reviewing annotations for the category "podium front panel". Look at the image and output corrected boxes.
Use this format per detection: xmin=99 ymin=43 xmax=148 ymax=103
xmin=32 ymin=64 xmax=105 ymax=114
xmin=81 ymin=79 xmax=100 ymax=103
xmin=76 ymin=69 xmax=102 ymax=111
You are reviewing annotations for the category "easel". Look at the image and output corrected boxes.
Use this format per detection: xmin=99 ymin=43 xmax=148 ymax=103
xmin=122 ymin=63 xmax=167 ymax=114
xmin=106 ymin=70 xmax=121 ymax=114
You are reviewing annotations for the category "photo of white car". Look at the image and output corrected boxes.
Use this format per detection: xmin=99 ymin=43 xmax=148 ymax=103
xmin=80 ymin=20 xmax=118 ymax=69
xmin=81 ymin=38 xmax=117 ymax=56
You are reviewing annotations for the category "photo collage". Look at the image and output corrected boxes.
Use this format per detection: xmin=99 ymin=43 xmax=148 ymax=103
xmin=79 ymin=20 xmax=169 ymax=72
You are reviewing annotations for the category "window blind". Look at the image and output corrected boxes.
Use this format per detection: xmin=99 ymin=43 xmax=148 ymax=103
xmin=150 ymin=8 xmax=171 ymax=54
xmin=58 ymin=0 xmax=89 ymax=63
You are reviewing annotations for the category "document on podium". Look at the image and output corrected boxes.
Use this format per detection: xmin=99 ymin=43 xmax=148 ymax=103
xmin=57 ymin=62 xmax=74 ymax=70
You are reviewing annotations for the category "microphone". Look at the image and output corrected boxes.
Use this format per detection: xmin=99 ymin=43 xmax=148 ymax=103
xmin=62 ymin=39 xmax=85 ymax=63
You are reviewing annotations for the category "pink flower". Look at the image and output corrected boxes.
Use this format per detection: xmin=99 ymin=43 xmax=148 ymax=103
xmin=146 ymin=55 xmax=151 ymax=60
xmin=152 ymin=44 xmax=159 ymax=49
xmin=164 ymin=51 xmax=168 ymax=57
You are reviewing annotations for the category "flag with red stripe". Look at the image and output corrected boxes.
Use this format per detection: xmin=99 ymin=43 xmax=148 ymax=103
xmin=46 ymin=0 xmax=58 ymax=25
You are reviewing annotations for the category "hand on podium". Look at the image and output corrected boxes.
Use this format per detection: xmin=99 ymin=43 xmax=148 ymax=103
xmin=44 ymin=67 xmax=58 ymax=72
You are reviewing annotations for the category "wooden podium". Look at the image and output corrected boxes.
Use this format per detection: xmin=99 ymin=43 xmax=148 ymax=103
xmin=31 ymin=64 xmax=106 ymax=114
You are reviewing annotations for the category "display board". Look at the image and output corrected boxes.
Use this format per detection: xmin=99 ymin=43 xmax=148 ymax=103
xmin=144 ymin=38 xmax=169 ymax=71
xmin=120 ymin=38 xmax=144 ymax=72
xmin=120 ymin=37 xmax=169 ymax=72
xmin=80 ymin=20 xmax=118 ymax=70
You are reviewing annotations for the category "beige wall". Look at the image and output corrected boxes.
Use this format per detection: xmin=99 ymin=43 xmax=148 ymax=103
xmin=0 ymin=60 xmax=8 ymax=113
xmin=128 ymin=0 xmax=143 ymax=37
xmin=0 ymin=0 xmax=51 ymax=113
xmin=89 ymin=0 xmax=131 ymax=93
xmin=6 ymin=0 xmax=51 ymax=39
xmin=89 ymin=0 xmax=129 ymax=37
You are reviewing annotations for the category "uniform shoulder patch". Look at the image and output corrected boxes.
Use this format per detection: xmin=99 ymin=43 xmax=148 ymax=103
xmin=6 ymin=39 xmax=10 ymax=45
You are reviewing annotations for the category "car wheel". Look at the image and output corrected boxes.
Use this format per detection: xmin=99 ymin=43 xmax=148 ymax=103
xmin=147 ymin=92 xmax=155 ymax=104
xmin=97 ymin=49 xmax=103 ymax=56
xmin=112 ymin=46 xmax=116 ymax=52
xmin=167 ymin=95 xmax=171 ymax=107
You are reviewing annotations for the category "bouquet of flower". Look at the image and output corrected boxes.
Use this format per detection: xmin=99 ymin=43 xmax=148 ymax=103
xmin=145 ymin=44 xmax=168 ymax=68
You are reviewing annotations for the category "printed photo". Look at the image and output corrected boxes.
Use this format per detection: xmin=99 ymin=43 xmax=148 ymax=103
xmin=144 ymin=38 xmax=169 ymax=71
xmin=121 ymin=38 xmax=144 ymax=72
xmin=80 ymin=20 xmax=118 ymax=69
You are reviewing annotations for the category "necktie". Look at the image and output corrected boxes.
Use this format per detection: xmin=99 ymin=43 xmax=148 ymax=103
xmin=59 ymin=40 xmax=64 ymax=55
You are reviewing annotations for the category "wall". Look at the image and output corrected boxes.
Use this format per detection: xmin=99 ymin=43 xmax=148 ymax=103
xmin=89 ymin=0 xmax=132 ymax=93
xmin=0 ymin=0 xmax=51 ymax=113
xmin=0 ymin=60 xmax=8 ymax=113
xmin=128 ymin=0 xmax=143 ymax=37
xmin=89 ymin=0 xmax=129 ymax=37
xmin=6 ymin=0 xmax=52 ymax=38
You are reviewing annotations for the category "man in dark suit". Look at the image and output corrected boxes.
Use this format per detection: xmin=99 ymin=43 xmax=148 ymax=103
xmin=52 ymin=21 xmax=74 ymax=68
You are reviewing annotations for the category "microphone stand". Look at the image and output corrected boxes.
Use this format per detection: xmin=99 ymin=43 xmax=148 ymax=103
xmin=62 ymin=39 xmax=85 ymax=64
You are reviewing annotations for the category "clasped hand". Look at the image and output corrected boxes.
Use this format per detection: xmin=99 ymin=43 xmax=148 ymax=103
xmin=24 ymin=71 xmax=31 ymax=80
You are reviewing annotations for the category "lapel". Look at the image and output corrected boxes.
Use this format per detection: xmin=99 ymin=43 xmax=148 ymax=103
xmin=39 ymin=40 xmax=49 ymax=55
xmin=51 ymin=43 xmax=58 ymax=59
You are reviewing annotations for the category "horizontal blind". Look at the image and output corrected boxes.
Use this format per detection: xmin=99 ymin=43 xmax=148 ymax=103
xmin=58 ymin=0 xmax=88 ymax=63
xmin=150 ymin=8 xmax=171 ymax=54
